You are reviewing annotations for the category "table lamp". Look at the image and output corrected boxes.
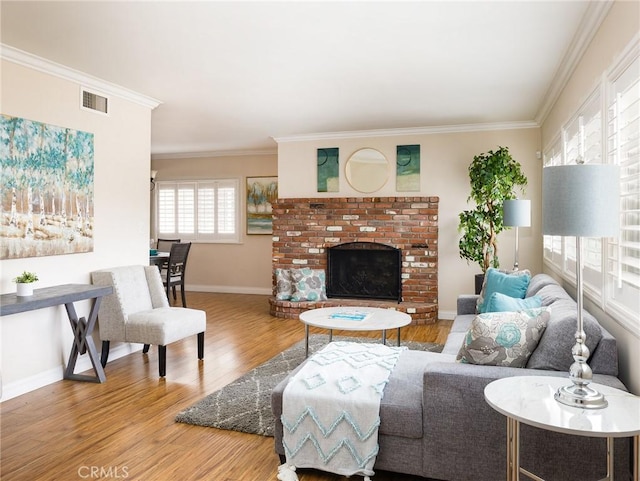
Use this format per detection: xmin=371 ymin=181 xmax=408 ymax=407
xmin=542 ymin=163 xmax=619 ymax=409
xmin=503 ymin=199 xmax=531 ymax=271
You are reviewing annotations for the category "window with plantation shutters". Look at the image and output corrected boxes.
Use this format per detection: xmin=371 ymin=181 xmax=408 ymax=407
xmin=542 ymin=37 xmax=639 ymax=333
xmin=606 ymin=52 xmax=640 ymax=328
xmin=155 ymin=179 xmax=240 ymax=243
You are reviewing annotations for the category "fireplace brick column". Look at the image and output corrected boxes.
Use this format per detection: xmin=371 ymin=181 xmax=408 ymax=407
xmin=270 ymin=197 xmax=439 ymax=324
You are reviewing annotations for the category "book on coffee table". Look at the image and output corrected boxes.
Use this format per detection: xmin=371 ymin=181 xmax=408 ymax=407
xmin=329 ymin=311 xmax=371 ymax=321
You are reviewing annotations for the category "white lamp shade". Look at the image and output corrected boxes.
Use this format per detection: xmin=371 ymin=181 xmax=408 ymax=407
xmin=503 ymin=199 xmax=531 ymax=227
xmin=542 ymin=164 xmax=620 ymax=237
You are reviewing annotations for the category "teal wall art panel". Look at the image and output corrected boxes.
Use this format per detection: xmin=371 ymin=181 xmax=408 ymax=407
xmin=317 ymin=147 xmax=339 ymax=192
xmin=396 ymin=144 xmax=420 ymax=191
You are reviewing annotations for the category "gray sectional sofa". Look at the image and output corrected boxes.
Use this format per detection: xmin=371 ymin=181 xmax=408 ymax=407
xmin=272 ymin=273 xmax=631 ymax=480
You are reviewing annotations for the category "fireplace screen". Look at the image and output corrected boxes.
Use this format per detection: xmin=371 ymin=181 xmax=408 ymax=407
xmin=327 ymin=242 xmax=402 ymax=302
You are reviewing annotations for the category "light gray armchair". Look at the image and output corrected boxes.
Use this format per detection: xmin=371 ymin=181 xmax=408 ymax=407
xmin=91 ymin=265 xmax=206 ymax=377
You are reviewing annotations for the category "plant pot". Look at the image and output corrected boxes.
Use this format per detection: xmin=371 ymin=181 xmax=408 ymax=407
xmin=475 ymin=273 xmax=485 ymax=295
xmin=16 ymin=283 xmax=34 ymax=297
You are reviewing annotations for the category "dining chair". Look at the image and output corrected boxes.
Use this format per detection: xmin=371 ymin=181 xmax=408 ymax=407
xmin=163 ymin=242 xmax=192 ymax=307
xmin=156 ymin=238 xmax=181 ymax=252
xmin=91 ymin=265 xmax=206 ymax=377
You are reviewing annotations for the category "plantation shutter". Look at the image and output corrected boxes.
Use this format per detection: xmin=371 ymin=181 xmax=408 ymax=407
xmin=606 ymin=54 xmax=640 ymax=323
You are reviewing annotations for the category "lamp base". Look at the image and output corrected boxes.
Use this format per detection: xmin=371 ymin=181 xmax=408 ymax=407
xmin=554 ymin=383 xmax=608 ymax=409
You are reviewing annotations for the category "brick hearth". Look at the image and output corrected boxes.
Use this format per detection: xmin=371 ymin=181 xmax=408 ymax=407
xmin=270 ymin=197 xmax=439 ymax=324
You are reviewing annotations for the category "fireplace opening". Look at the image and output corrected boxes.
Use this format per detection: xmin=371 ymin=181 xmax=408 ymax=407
xmin=327 ymin=242 xmax=402 ymax=302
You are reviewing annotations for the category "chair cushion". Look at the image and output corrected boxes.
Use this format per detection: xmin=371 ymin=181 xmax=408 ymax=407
xmin=127 ymin=307 xmax=206 ymax=345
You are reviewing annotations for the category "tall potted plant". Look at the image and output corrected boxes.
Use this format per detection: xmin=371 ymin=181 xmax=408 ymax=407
xmin=458 ymin=146 xmax=527 ymax=292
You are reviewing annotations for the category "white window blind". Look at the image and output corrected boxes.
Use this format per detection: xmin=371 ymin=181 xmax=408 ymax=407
xmin=155 ymin=179 xmax=240 ymax=243
xmin=606 ymin=54 xmax=640 ymax=324
xmin=177 ymin=184 xmax=195 ymax=234
xmin=157 ymin=187 xmax=175 ymax=233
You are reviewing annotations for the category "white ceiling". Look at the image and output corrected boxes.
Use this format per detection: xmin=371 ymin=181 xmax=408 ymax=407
xmin=1 ymin=1 xmax=607 ymax=156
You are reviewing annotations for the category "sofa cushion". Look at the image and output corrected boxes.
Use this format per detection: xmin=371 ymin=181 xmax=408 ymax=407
xmin=526 ymin=299 xmax=603 ymax=371
xmin=456 ymin=308 xmax=550 ymax=367
xmin=290 ymin=268 xmax=328 ymax=302
xmin=379 ymin=350 xmax=456 ymax=439
xmin=484 ymin=292 xmax=542 ymax=312
xmin=526 ymin=273 xmax=559 ymax=297
xmin=477 ymin=268 xmax=531 ymax=313
xmin=534 ymin=283 xmax=574 ymax=306
xmin=275 ymin=268 xmax=293 ymax=300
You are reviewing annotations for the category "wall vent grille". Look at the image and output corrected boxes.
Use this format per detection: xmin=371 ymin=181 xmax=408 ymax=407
xmin=81 ymin=88 xmax=109 ymax=114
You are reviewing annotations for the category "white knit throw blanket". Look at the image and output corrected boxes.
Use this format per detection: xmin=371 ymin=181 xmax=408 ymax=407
xmin=281 ymin=341 xmax=405 ymax=479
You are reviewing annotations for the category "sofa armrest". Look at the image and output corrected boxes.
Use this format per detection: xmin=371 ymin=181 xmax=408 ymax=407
xmin=420 ymin=362 xmax=627 ymax=481
xmin=456 ymin=294 xmax=479 ymax=315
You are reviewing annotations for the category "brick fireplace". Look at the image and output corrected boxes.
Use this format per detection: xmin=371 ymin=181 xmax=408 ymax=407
xmin=269 ymin=196 xmax=439 ymax=324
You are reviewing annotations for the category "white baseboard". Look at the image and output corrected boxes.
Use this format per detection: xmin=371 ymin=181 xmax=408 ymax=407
xmin=0 ymin=342 xmax=142 ymax=402
xmin=438 ymin=310 xmax=456 ymax=320
xmin=186 ymin=284 xmax=272 ymax=295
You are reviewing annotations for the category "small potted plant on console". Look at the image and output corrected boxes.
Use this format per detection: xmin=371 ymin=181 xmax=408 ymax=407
xmin=13 ymin=271 xmax=39 ymax=297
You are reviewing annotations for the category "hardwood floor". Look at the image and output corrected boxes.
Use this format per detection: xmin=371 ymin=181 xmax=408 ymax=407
xmin=0 ymin=292 xmax=452 ymax=481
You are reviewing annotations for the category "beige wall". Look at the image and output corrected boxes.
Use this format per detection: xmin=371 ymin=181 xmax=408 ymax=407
xmin=151 ymin=153 xmax=277 ymax=294
xmin=540 ymin=0 xmax=640 ymax=394
xmin=277 ymin=127 xmax=543 ymax=317
xmin=542 ymin=1 xmax=639 ymax=142
xmin=1 ymin=60 xmax=153 ymax=400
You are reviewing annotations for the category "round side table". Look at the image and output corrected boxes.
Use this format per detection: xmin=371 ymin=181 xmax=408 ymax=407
xmin=484 ymin=376 xmax=640 ymax=481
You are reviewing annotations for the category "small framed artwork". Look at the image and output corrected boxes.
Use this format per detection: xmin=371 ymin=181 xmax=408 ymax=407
xmin=246 ymin=176 xmax=278 ymax=235
xmin=317 ymin=147 xmax=339 ymax=192
xmin=396 ymin=144 xmax=421 ymax=191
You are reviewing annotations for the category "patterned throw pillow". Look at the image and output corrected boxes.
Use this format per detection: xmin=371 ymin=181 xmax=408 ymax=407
xmin=477 ymin=268 xmax=531 ymax=313
xmin=456 ymin=307 xmax=551 ymax=368
xmin=290 ymin=268 xmax=327 ymax=302
xmin=275 ymin=268 xmax=293 ymax=300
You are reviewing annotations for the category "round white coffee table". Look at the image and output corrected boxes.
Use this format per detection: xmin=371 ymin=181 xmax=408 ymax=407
xmin=299 ymin=306 xmax=412 ymax=357
xmin=485 ymin=376 xmax=640 ymax=481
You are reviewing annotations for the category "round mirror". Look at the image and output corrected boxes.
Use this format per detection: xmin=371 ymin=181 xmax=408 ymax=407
xmin=345 ymin=148 xmax=389 ymax=193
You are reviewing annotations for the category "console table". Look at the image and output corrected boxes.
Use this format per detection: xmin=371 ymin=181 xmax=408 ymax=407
xmin=0 ymin=284 xmax=113 ymax=383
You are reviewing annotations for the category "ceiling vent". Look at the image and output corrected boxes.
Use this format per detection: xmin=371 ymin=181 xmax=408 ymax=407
xmin=81 ymin=88 xmax=109 ymax=114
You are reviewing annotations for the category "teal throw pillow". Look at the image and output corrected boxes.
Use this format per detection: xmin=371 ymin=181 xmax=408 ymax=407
xmin=484 ymin=292 xmax=542 ymax=313
xmin=477 ymin=268 xmax=531 ymax=313
xmin=456 ymin=307 xmax=551 ymax=368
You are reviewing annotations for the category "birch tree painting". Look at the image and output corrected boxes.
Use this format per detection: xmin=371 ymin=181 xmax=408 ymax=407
xmin=246 ymin=176 xmax=277 ymax=234
xmin=0 ymin=115 xmax=95 ymax=259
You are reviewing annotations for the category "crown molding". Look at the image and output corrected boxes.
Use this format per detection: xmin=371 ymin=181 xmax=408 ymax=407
xmin=1 ymin=44 xmax=162 ymax=110
xmin=272 ymin=120 xmax=539 ymax=144
xmin=534 ymin=0 xmax=614 ymax=125
xmin=151 ymin=148 xmax=277 ymax=160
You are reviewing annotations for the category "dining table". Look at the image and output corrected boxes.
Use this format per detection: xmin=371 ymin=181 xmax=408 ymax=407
xmin=149 ymin=251 xmax=170 ymax=268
